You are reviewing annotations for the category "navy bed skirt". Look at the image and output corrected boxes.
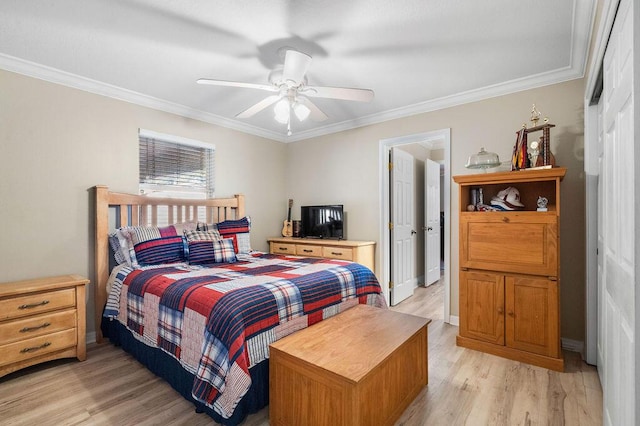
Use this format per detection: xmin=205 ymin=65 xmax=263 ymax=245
xmin=102 ymin=318 xmax=269 ymax=426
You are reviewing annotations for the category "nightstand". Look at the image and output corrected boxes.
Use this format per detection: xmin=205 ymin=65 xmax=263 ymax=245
xmin=0 ymin=275 xmax=89 ymax=377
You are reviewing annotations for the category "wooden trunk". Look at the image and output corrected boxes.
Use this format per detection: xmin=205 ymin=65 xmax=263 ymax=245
xmin=269 ymin=305 xmax=430 ymax=426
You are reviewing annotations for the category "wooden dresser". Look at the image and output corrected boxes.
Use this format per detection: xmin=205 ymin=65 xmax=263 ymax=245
xmin=0 ymin=275 xmax=89 ymax=377
xmin=267 ymin=237 xmax=375 ymax=271
xmin=453 ymin=167 xmax=565 ymax=371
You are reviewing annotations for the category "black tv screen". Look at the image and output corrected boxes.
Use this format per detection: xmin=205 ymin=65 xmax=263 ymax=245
xmin=300 ymin=205 xmax=344 ymax=239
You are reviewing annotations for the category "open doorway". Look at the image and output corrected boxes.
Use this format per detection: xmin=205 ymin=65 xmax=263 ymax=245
xmin=379 ymin=129 xmax=452 ymax=323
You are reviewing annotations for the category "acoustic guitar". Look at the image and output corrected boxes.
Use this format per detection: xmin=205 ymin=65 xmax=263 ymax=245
xmin=281 ymin=199 xmax=293 ymax=237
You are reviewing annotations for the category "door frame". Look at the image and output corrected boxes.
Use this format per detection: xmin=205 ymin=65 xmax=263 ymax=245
xmin=379 ymin=128 xmax=451 ymax=322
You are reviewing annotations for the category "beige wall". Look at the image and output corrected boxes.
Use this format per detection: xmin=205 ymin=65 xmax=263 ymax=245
xmin=0 ymin=68 xmax=587 ymax=343
xmin=286 ymin=78 xmax=586 ymax=341
xmin=0 ymin=69 xmax=287 ymax=336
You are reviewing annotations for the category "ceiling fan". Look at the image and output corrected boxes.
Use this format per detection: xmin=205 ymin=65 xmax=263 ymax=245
xmin=197 ymin=49 xmax=374 ymax=134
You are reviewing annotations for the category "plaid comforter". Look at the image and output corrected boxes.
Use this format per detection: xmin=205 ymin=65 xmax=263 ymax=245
xmin=104 ymin=252 xmax=386 ymax=419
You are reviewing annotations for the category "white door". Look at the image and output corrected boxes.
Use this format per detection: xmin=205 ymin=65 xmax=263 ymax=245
xmin=424 ymin=158 xmax=441 ymax=286
xmin=390 ymin=148 xmax=415 ymax=305
xmin=600 ymin=0 xmax=635 ymax=424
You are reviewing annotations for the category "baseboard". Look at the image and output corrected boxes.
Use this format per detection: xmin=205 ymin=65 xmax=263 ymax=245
xmin=561 ymin=338 xmax=584 ymax=354
xmin=447 ymin=315 xmax=460 ymax=326
xmin=86 ymin=331 xmax=97 ymax=345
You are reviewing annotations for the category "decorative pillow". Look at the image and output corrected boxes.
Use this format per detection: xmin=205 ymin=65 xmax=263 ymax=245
xmin=126 ymin=225 xmax=186 ymax=267
xmin=109 ymin=232 xmax=129 ymax=266
xmin=196 ymin=222 xmax=217 ymax=232
xmin=184 ymin=229 xmax=222 ymax=241
xmin=216 ymin=217 xmax=252 ymax=254
xmin=213 ymin=238 xmax=237 ymax=263
xmin=216 ymin=216 xmax=250 ymax=235
xmin=184 ymin=229 xmax=222 ymax=265
xmin=112 ymin=222 xmax=196 ymax=267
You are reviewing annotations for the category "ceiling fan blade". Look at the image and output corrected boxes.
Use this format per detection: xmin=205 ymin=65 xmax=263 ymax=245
xmin=298 ymin=97 xmax=328 ymax=122
xmin=302 ymin=85 xmax=374 ymax=102
xmin=235 ymin=95 xmax=281 ymax=118
xmin=282 ymin=50 xmax=312 ymax=85
xmin=197 ymin=78 xmax=277 ymax=92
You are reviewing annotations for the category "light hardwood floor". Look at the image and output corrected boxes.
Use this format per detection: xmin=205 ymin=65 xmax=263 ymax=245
xmin=0 ymin=278 xmax=602 ymax=425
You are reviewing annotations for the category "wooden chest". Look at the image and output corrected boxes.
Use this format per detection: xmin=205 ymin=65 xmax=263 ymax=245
xmin=269 ymin=305 xmax=430 ymax=426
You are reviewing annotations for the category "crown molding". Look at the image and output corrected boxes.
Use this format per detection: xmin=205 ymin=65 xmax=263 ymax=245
xmin=0 ymin=0 xmax=593 ymax=144
xmin=285 ymin=64 xmax=582 ymax=142
xmin=286 ymin=0 xmax=595 ymax=143
xmin=0 ymin=53 xmax=286 ymax=143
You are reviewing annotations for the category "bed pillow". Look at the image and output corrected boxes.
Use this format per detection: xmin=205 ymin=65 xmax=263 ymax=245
xmin=213 ymin=238 xmax=237 ymax=263
xmin=216 ymin=217 xmax=252 ymax=254
xmin=126 ymin=225 xmax=187 ymax=267
xmin=109 ymin=230 xmax=130 ymax=266
xmin=184 ymin=229 xmax=222 ymax=265
xmin=112 ymin=222 xmax=196 ymax=267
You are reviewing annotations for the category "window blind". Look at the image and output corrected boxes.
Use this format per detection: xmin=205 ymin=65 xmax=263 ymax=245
xmin=139 ymin=135 xmax=215 ymax=198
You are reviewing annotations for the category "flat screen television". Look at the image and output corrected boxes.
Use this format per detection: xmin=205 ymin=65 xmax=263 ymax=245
xmin=300 ymin=205 xmax=344 ymax=239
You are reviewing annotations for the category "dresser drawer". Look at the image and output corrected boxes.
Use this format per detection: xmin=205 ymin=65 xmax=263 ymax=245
xmin=271 ymin=242 xmax=297 ymax=255
xmin=0 ymin=328 xmax=77 ymax=367
xmin=0 ymin=310 xmax=77 ymax=345
xmin=323 ymin=246 xmax=354 ymax=261
xmin=296 ymin=245 xmax=322 ymax=257
xmin=0 ymin=288 xmax=76 ymax=321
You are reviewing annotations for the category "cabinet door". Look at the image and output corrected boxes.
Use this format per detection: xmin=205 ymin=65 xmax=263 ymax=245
xmin=505 ymin=276 xmax=559 ymax=357
xmin=460 ymin=271 xmax=504 ymax=345
xmin=460 ymin=212 xmax=558 ymax=276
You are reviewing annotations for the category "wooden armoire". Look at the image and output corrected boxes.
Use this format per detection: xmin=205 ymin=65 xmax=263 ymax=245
xmin=453 ymin=167 xmax=566 ymax=371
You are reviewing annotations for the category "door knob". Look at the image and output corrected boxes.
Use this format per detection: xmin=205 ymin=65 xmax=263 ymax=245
xmin=428 ymin=226 xmax=433 ymax=231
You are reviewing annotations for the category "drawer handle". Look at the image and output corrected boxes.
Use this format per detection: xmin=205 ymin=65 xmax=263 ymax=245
xmin=20 ymin=322 xmax=51 ymax=333
xmin=278 ymin=247 xmax=289 ymax=251
xmin=20 ymin=342 xmax=51 ymax=353
xmin=502 ymin=217 xmax=510 ymax=223
xmin=330 ymin=251 xmax=342 ymax=256
xmin=303 ymin=249 xmax=313 ymax=253
xmin=18 ymin=300 xmax=50 ymax=310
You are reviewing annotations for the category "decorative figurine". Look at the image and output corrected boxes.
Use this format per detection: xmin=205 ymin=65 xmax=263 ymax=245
xmin=537 ymin=196 xmax=549 ymax=212
xmin=530 ymin=104 xmax=542 ymax=127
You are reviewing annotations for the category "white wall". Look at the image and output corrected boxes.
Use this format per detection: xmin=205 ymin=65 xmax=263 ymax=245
xmin=0 ymin=69 xmax=287 ymax=336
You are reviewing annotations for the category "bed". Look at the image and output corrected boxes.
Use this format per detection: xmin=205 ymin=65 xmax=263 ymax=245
xmin=93 ymin=186 xmax=386 ymax=425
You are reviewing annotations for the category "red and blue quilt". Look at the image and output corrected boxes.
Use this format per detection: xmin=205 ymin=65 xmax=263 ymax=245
xmin=104 ymin=252 xmax=386 ymax=419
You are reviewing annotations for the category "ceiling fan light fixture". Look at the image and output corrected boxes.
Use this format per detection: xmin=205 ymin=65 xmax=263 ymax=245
xmin=274 ymin=98 xmax=290 ymax=124
xmin=293 ymin=102 xmax=310 ymax=121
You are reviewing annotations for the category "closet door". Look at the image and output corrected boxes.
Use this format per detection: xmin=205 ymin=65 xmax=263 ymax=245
xmin=600 ymin=0 xmax=635 ymax=424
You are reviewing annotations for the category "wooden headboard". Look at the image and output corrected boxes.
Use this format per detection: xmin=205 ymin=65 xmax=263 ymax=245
xmin=93 ymin=185 xmax=245 ymax=343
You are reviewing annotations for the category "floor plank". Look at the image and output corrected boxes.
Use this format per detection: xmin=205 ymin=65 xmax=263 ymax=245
xmin=0 ymin=277 xmax=602 ymax=425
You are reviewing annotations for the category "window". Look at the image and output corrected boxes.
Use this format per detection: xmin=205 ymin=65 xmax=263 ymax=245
xmin=139 ymin=129 xmax=215 ymax=199
xmin=138 ymin=129 xmax=215 ymax=225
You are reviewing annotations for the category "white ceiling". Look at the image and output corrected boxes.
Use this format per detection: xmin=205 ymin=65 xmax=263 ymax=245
xmin=0 ymin=0 xmax=595 ymax=142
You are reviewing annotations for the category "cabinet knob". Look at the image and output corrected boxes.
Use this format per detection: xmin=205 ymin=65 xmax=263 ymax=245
xmin=502 ymin=217 xmax=510 ymax=223
xmin=497 ymin=307 xmax=504 ymax=315
xmin=507 ymin=311 xmax=514 ymax=317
